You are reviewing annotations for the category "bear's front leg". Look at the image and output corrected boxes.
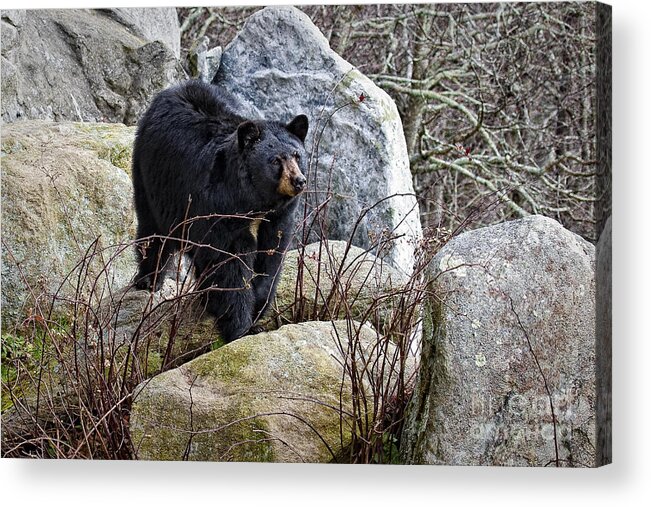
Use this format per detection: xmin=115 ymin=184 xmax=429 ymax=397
xmin=196 ymin=248 xmax=257 ymax=343
xmin=252 ymin=209 xmax=295 ymax=322
xmin=208 ymin=288 xmax=255 ymax=343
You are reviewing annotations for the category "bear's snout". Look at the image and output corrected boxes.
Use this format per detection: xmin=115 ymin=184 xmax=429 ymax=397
xmin=277 ymin=158 xmax=306 ymax=197
xmin=292 ymin=175 xmax=307 ymax=192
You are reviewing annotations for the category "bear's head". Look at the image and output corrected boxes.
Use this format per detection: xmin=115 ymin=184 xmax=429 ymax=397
xmin=236 ymin=115 xmax=309 ymax=208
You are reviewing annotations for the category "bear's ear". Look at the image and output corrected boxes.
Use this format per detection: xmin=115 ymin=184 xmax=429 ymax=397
xmin=286 ymin=115 xmax=309 ymax=144
xmin=237 ymin=121 xmax=261 ymax=150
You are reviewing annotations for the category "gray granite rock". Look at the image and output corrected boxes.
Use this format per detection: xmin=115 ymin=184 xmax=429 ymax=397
xmin=105 ymin=7 xmax=181 ymax=58
xmin=1 ymin=9 xmax=181 ymax=125
xmin=401 ymin=216 xmax=598 ymax=467
xmin=211 ymin=7 xmax=422 ymax=273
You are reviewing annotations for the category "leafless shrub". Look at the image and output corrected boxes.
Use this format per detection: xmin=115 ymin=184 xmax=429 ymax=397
xmin=1 ymin=216 xmax=238 ymax=458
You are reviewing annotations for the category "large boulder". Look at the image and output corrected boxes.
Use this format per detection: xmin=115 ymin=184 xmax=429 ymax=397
xmin=103 ymin=8 xmax=181 ymax=59
xmin=1 ymin=9 xmax=182 ymax=125
xmin=130 ymin=320 xmax=398 ymax=462
xmin=1 ymin=120 xmax=136 ymax=330
xmin=263 ymin=240 xmax=407 ymax=330
xmin=211 ymin=7 xmax=422 ymax=273
xmin=401 ymin=216 xmax=598 ymax=467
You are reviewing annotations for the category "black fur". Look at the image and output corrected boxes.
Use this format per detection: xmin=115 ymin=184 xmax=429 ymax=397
xmin=131 ymin=80 xmax=308 ymax=342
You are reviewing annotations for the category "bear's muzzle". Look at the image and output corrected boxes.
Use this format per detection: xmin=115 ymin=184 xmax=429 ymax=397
xmin=278 ymin=158 xmax=306 ymax=197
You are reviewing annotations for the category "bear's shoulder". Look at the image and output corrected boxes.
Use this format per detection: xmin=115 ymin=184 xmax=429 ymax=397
xmin=139 ymin=80 xmax=244 ymax=139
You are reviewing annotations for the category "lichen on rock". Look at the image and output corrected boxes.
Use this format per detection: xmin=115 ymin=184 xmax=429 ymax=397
xmin=1 ymin=120 xmax=137 ymax=330
xmin=401 ymin=215 xmax=598 ymax=467
xmin=130 ymin=320 xmax=400 ymax=462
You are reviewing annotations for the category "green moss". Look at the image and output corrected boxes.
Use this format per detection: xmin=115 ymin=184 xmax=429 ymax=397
xmin=188 ymin=340 xmax=255 ymax=383
xmin=1 ymin=318 xmax=72 ymax=412
xmin=100 ymin=143 xmax=132 ymax=172
xmin=145 ymin=351 xmax=163 ymax=375
xmin=1 ymin=332 xmax=30 ymax=411
xmin=71 ymin=122 xmax=135 ymax=174
xmin=426 ymin=293 xmax=449 ymax=393
xmin=210 ymin=338 xmax=226 ymax=351
xmin=337 ymin=68 xmax=400 ymax=124
xmin=401 ymin=290 xmax=449 ymax=463
xmin=132 ymin=382 xmax=278 ymax=462
xmin=214 ymin=410 xmax=275 ymax=462
xmin=378 ymin=99 xmax=399 ymax=124
xmin=337 ymin=68 xmax=372 ymax=106
xmin=421 ymin=297 xmax=436 ymax=347
xmin=130 ymin=391 xmax=189 ymax=461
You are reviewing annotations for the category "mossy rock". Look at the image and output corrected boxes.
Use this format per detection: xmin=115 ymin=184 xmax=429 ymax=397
xmin=1 ymin=120 xmax=137 ymax=331
xmin=130 ymin=320 xmax=399 ymax=462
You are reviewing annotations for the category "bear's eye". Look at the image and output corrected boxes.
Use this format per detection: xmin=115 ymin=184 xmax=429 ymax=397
xmin=293 ymin=151 xmax=301 ymax=161
xmin=272 ymin=158 xmax=281 ymax=166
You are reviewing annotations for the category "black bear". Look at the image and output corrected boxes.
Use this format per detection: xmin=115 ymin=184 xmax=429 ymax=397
xmin=131 ymin=80 xmax=308 ymax=343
